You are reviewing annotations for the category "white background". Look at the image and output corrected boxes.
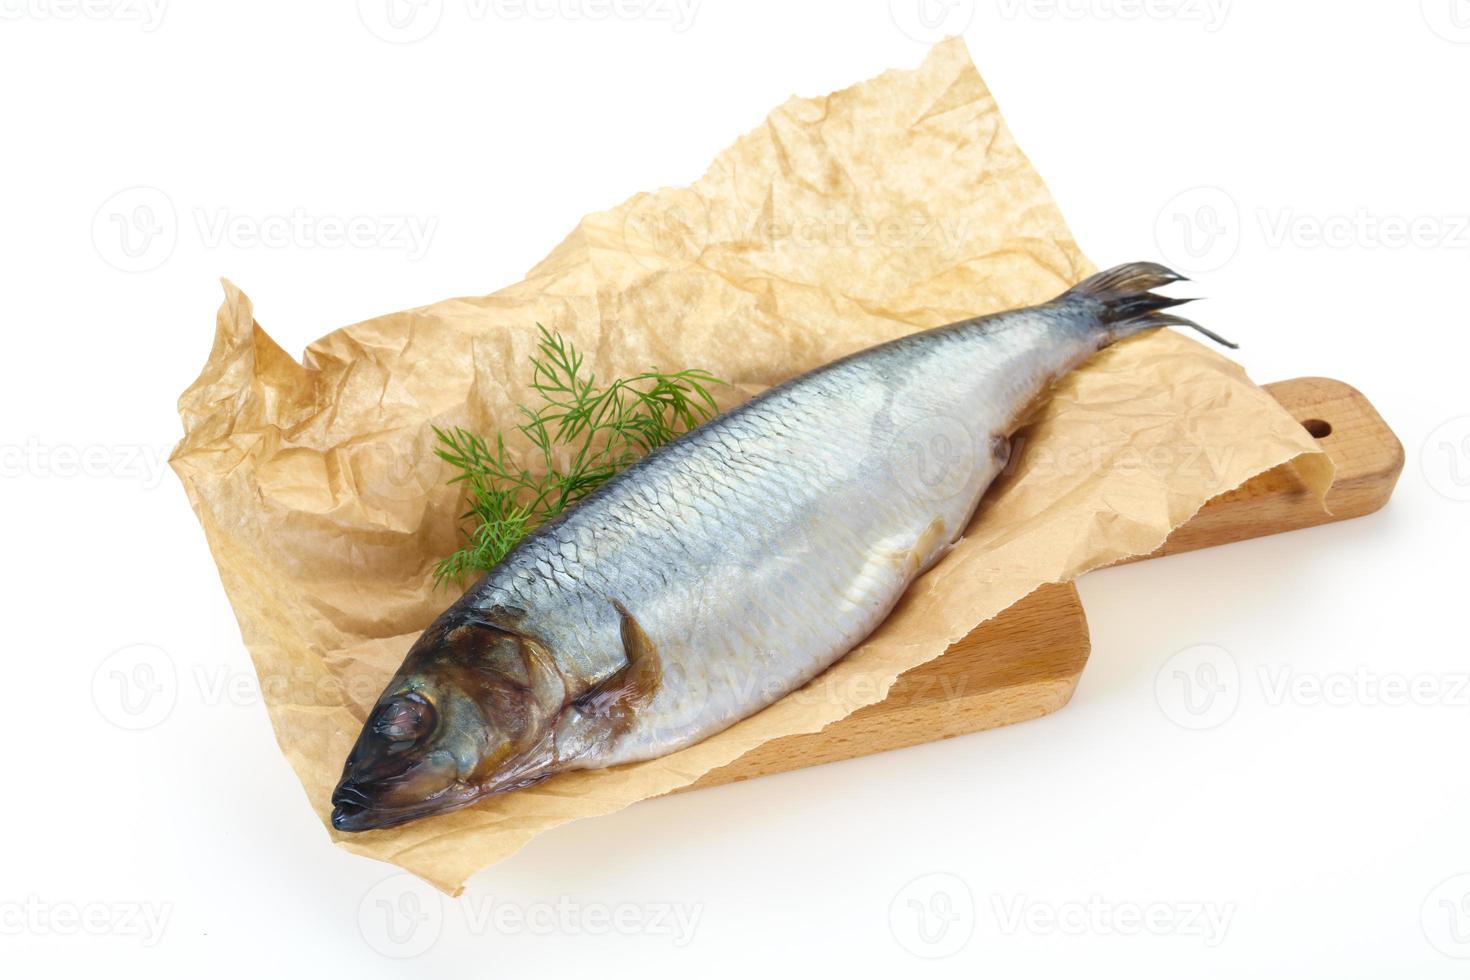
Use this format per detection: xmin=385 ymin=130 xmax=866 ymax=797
xmin=3 ymin=1 xmax=1468 ymax=976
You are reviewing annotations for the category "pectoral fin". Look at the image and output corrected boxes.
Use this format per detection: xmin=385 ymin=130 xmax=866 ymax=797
xmin=571 ymin=600 xmax=663 ymax=723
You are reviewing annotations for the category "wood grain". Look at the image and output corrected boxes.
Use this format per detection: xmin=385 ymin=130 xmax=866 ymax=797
xmin=679 ymin=378 xmax=1403 ymax=792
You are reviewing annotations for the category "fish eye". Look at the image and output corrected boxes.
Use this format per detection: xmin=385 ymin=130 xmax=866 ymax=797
xmin=370 ymin=692 xmax=436 ymax=742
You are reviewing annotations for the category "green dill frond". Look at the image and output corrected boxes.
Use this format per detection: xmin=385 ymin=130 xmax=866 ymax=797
xmin=431 ymin=326 xmax=724 ymax=588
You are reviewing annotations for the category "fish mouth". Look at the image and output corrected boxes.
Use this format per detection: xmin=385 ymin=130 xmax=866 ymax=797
xmin=330 ymin=798 xmax=380 ymax=832
xmin=330 ymin=763 xmax=560 ymax=832
xmin=330 ymin=781 xmax=480 ymax=833
xmin=330 ymin=781 xmax=388 ymax=832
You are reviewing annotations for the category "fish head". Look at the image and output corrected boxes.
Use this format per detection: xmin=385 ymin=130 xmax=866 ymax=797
xmin=330 ymin=613 xmax=567 ymax=832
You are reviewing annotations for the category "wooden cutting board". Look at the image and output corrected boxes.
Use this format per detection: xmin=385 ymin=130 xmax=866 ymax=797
xmin=681 ymin=377 xmax=1403 ymax=792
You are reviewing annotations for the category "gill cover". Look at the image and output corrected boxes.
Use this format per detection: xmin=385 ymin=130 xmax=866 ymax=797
xmin=330 ymin=608 xmax=565 ymax=831
xmin=331 ymin=599 xmax=663 ymax=832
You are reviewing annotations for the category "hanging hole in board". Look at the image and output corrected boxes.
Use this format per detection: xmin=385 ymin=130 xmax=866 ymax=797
xmin=1301 ymin=418 xmax=1332 ymax=439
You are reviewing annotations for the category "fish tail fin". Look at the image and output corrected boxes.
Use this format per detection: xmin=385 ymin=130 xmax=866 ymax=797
xmin=1060 ymin=261 xmax=1238 ymax=350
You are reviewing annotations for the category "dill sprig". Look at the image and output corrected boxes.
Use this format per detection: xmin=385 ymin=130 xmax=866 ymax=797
xmin=432 ymin=325 xmax=723 ymax=587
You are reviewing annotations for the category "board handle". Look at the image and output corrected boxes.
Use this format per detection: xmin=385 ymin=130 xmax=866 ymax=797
xmin=1127 ymin=377 xmax=1404 ymax=563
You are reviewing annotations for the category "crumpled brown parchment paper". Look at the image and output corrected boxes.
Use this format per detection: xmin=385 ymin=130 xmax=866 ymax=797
xmin=171 ymin=38 xmax=1332 ymax=895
